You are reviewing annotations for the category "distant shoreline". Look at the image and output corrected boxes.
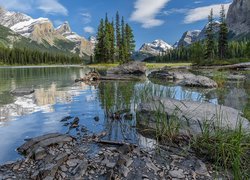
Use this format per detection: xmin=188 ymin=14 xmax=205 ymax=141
xmin=0 ymin=65 xmax=84 ymax=69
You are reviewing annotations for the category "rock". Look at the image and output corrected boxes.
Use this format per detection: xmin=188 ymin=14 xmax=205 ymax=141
xmin=195 ymin=160 xmax=209 ymax=176
xmin=60 ymin=165 xmax=67 ymax=172
xmin=107 ymin=61 xmax=146 ymax=75
xmin=226 ymin=0 xmax=250 ymax=36
xmin=66 ymin=159 xmax=79 ymax=167
xmin=137 ymin=97 xmax=250 ymax=134
xmin=60 ymin=116 xmax=73 ymax=122
xmin=17 ymin=133 xmax=74 ymax=155
xmin=10 ymin=88 xmax=35 ymax=96
xmin=34 ymin=147 xmax=46 ymax=160
xmin=120 ymin=165 xmax=129 ymax=177
xmin=94 ymin=116 xmax=99 ymax=122
xmin=179 ymin=75 xmax=218 ymax=88
xmin=72 ymin=160 xmax=88 ymax=178
xmin=148 ymin=69 xmax=217 ymax=88
xmin=75 ymin=71 xmax=100 ymax=83
xmin=169 ymin=169 xmax=185 ymax=179
xmin=70 ymin=117 xmax=80 ymax=128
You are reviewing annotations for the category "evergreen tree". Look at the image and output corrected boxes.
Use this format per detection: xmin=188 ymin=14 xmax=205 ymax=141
xmin=218 ymin=5 xmax=228 ymax=59
xmin=121 ymin=16 xmax=126 ymax=63
xmin=205 ymin=9 xmax=215 ymax=60
xmin=124 ymin=23 xmax=135 ymax=62
xmin=115 ymin=12 xmax=121 ymax=61
xmin=94 ymin=18 xmax=105 ymax=62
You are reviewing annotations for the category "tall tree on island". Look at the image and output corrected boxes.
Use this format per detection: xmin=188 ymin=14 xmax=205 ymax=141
xmin=218 ymin=5 xmax=228 ymax=59
xmin=94 ymin=18 xmax=105 ymax=63
xmin=94 ymin=12 xmax=135 ymax=64
xmin=115 ymin=12 xmax=121 ymax=61
xmin=124 ymin=23 xmax=135 ymax=62
xmin=205 ymin=9 xmax=215 ymax=60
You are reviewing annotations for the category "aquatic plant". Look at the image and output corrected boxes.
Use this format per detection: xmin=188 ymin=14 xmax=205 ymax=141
xmin=192 ymin=115 xmax=250 ymax=179
xmin=212 ymin=71 xmax=227 ymax=87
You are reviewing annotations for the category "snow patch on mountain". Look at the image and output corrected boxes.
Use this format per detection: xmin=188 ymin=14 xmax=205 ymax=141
xmin=139 ymin=39 xmax=173 ymax=55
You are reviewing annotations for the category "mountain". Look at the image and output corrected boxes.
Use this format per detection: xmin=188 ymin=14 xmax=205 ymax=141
xmin=134 ymin=39 xmax=173 ymax=61
xmin=175 ymin=21 xmax=220 ymax=47
xmin=0 ymin=7 xmax=94 ymax=58
xmin=139 ymin=39 xmax=172 ymax=55
xmin=226 ymin=0 xmax=250 ymax=39
xmin=175 ymin=30 xmax=201 ymax=47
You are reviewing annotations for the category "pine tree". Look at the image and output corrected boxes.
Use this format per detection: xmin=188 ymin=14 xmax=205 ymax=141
xmin=218 ymin=5 xmax=228 ymax=59
xmin=121 ymin=16 xmax=125 ymax=63
xmin=124 ymin=23 xmax=135 ymax=62
xmin=94 ymin=18 xmax=105 ymax=63
xmin=205 ymin=9 xmax=215 ymax=60
xmin=115 ymin=12 xmax=121 ymax=61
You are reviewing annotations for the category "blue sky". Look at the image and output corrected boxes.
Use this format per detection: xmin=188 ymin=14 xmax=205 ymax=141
xmin=0 ymin=0 xmax=232 ymax=49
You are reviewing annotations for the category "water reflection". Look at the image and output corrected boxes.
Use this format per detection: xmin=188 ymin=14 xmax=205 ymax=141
xmin=0 ymin=67 xmax=249 ymax=164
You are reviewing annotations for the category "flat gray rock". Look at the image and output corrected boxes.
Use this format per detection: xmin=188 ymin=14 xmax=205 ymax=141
xmin=11 ymin=88 xmax=35 ymax=96
xmin=137 ymin=97 xmax=250 ymax=134
xmin=148 ymin=69 xmax=217 ymax=88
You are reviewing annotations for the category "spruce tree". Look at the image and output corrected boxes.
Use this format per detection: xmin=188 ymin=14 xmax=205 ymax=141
xmin=205 ymin=9 xmax=215 ymax=60
xmin=94 ymin=19 xmax=105 ymax=63
xmin=115 ymin=12 xmax=121 ymax=61
xmin=125 ymin=23 xmax=135 ymax=62
xmin=218 ymin=5 xmax=228 ymax=59
xmin=121 ymin=16 xmax=125 ymax=63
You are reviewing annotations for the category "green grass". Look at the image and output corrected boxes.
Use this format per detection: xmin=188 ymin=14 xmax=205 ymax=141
xmin=192 ymin=119 xmax=250 ymax=179
xmin=88 ymin=62 xmax=192 ymax=70
xmin=212 ymin=71 xmax=228 ymax=87
xmin=135 ymin=84 xmax=250 ymax=179
xmin=194 ymin=58 xmax=250 ymax=66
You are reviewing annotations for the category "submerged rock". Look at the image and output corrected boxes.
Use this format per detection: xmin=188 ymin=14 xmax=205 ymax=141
xmin=107 ymin=61 xmax=146 ymax=75
xmin=10 ymin=88 xmax=35 ymax=96
xmin=137 ymin=97 xmax=250 ymax=134
xmin=148 ymin=68 xmax=217 ymax=88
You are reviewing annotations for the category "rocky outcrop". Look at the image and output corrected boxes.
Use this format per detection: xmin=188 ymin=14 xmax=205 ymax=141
xmin=148 ymin=68 xmax=218 ymax=88
xmin=226 ymin=0 xmax=250 ymax=36
xmin=107 ymin=61 xmax=147 ymax=75
xmin=137 ymin=97 xmax=250 ymax=134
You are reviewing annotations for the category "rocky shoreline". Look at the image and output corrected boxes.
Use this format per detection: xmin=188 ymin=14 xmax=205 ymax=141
xmin=0 ymin=131 xmax=229 ymax=180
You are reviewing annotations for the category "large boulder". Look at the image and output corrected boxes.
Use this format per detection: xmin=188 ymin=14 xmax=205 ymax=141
xmin=137 ymin=97 xmax=250 ymax=135
xmin=148 ymin=69 xmax=217 ymax=88
xmin=107 ymin=61 xmax=146 ymax=75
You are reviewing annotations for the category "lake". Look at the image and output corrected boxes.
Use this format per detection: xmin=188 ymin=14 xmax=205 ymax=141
xmin=0 ymin=66 xmax=249 ymax=164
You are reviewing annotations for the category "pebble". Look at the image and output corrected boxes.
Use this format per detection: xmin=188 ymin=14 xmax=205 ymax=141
xmin=67 ymin=159 xmax=79 ymax=167
xmin=169 ymin=169 xmax=185 ymax=179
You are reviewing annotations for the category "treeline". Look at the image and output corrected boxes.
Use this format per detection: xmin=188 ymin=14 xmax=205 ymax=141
xmin=145 ymin=5 xmax=250 ymax=65
xmin=94 ymin=12 xmax=135 ymax=64
xmin=0 ymin=46 xmax=83 ymax=65
xmin=145 ymin=41 xmax=250 ymax=63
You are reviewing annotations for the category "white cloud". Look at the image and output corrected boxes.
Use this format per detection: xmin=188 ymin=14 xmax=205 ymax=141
xmin=184 ymin=3 xmax=231 ymax=24
xmin=130 ymin=0 xmax=171 ymax=28
xmin=0 ymin=0 xmax=32 ymax=12
xmin=0 ymin=0 xmax=68 ymax=16
xmin=84 ymin=26 xmax=95 ymax=34
xmin=80 ymin=12 xmax=92 ymax=24
xmin=163 ymin=8 xmax=188 ymax=16
xmin=37 ymin=0 xmax=68 ymax=16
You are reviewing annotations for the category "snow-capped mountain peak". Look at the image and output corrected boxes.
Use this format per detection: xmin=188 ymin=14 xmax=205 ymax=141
xmin=139 ymin=39 xmax=173 ymax=55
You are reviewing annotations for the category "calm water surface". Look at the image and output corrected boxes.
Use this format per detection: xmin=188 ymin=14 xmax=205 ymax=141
xmin=0 ymin=67 xmax=249 ymax=164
